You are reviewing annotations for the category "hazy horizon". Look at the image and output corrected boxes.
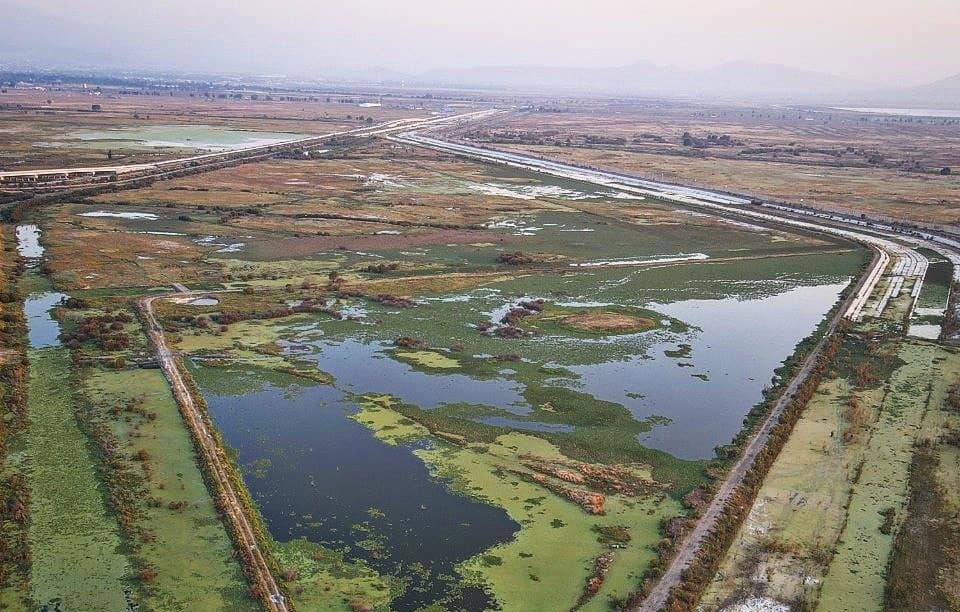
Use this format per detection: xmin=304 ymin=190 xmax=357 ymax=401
xmin=4 ymin=0 xmax=959 ymax=88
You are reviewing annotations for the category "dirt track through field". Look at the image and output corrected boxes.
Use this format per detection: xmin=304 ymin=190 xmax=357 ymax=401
xmin=138 ymin=292 xmax=287 ymax=612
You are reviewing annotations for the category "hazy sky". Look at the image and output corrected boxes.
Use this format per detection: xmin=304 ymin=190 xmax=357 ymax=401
xmin=8 ymin=0 xmax=960 ymax=85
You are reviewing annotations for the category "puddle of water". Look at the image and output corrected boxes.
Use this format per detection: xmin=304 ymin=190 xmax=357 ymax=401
xmin=721 ymin=596 xmax=791 ymax=612
xmin=465 ymin=181 xmax=645 ymax=202
xmin=17 ymin=225 xmax=69 ymax=348
xmin=189 ymin=297 xmax=219 ymax=306
xmin=24 ymin=292 xmax=67 ymax=348
xmin=571 ymin=253 xmax=709 ymax=268
xmin=16 ymin=224 xmax=43 ymax=258
xmin=362 ymin=173 xmax=411 ymax=188
xmin=79 ymin=211 xmax=158 ymax=220
xmin=199 ymin=375 xmax=516 ymax=610
xmin=908 ymin=323 xmax=941 ymax=339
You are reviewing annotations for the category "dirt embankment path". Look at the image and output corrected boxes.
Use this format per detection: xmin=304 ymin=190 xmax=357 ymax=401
xmin=138 ymin=292 xmax=288 ymax=612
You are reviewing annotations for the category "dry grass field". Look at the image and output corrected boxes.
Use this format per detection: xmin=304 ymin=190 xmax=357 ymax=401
xmin=453 ymin=102 xmax=960 ymax=226
xmin=0 ymin=86 xmax=438 ymax=170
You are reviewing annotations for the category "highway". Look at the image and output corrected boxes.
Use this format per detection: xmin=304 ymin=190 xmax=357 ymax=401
xmin=0 ymin=110 xmax=500 ymax=191
xmin=388 ymin=130 xmax=956 ymax=323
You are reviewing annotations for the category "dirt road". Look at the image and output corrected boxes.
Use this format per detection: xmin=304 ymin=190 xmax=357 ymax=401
xmin=137 ymin=293 xmax=288 ymax=612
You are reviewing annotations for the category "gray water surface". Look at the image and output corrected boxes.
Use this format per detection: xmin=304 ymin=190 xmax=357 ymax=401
xmin=24 ymin=292 xmax=67 ymax=348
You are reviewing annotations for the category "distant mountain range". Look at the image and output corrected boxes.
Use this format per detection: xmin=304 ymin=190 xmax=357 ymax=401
xmin=894 ymin=73 xmax=960 ymax=107
xmin=1 ymin=0 xmax=957 ymax=107
xmin=411 ymin=61 xmax=870 ymax=101
xmin=343 ymin=62 xmax=960 ymax=108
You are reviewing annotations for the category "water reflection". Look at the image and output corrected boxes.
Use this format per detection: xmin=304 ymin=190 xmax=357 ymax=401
xmin=200 ymin=376 xmax=517 ymax=610
xmin=566 ymin=282 xmax=849 ymax=459
xmin=288 ymin=338 xmax=529 ymax=414
xmin=16 ymin=224 xmax=43 ymax=259
xmin=24 ymin=292 xmax=67 ymax=348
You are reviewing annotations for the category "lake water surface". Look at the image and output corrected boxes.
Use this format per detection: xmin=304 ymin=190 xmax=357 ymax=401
xmin=198 ymin=372 xmax=517 ymax=610
xmin=194 ymin=254 xmax=857 ymax=609
xmin=66 ymin=125 xmax=309 ymax=152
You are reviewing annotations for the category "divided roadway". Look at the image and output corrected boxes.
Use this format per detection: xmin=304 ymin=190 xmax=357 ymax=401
xmin=0 ymin=110 xmax=501 ymax=192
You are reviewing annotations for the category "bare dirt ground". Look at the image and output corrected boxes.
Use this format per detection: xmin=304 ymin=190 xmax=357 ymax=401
xmin=561 ymin=311 xmax=652 ymax=333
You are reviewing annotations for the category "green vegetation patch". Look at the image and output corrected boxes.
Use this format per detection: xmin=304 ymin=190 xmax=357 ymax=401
xmin=273 ymin=538 xmax=396 ymax=612
xmin=915 ymin=259 xmax=952 ymax=310
xmin=818 ymin=342 xmax=959 ymax=612
xmin=701 ymin=373 xmax=886 ymax=609
xmin=83 ymin=367 xmax=256 ymax=611
xmin=349 ymin=397 xmax=682 ymax=611
xmin=393 ymin=349 xmax=461 ymax=370
xmin=25 ymin=348 xmax=131 ymax=611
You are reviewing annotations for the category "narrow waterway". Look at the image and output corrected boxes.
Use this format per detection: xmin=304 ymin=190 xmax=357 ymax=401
xmin=24 ymin=291 xmax=67 ymax=348
xmin=15 ymin=224 xmax=43 ymax=259
xmin=17 ymin=224 xmax=67 ymax=348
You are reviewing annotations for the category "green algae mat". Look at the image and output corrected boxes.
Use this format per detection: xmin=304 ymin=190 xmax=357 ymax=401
xmin=25 ymin=348 xmax=131 ymax=611
xmin=818 ymin=342 xmax=960 ymax=611
xmin=84 ymin=368 xmax=257 ymax=612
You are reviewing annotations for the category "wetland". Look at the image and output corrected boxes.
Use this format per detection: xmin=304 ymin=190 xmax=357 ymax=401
xmin=8 ymin=129 xmax=870 ymax=611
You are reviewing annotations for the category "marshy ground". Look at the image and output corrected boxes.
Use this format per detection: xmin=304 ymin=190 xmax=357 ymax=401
xmin=3 ymin=89 xmax=953 ymax=612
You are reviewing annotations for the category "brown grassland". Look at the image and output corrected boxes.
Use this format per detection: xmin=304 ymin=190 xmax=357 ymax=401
xmin=451 ymin=102 xmax=960 ymax=226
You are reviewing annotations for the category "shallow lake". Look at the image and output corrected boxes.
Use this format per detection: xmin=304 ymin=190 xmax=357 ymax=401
xmin=193 ymin=251 xmax=861 ymax=609
xmin=197 ymin=372 xmax=517 ymax=610
xmin=572 ymin=282 xmax=850 ymax=458
xmin=63 ymin=125 xmax=309 ymax=152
